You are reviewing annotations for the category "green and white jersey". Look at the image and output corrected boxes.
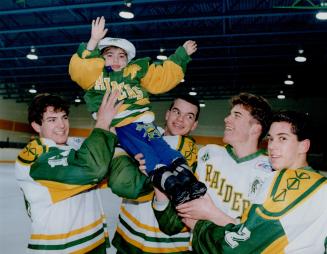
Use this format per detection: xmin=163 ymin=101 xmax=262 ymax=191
xmin=197 ymin=144 xmax=273 ymax=218
xmin=112 ymin=135 xmax=198 ymax=254
xmin=192 ymin=167 xmax=327 ymax=254
xmin=15 ymin=129 xmax=117 ymax=253
xmin=69 ymin=43 xmax=191 ymax=127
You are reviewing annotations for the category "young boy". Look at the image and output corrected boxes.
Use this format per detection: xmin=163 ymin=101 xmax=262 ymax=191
xmin=69 ymin=16 xmax=206 ymax=205
xmin=179 ymin=110 xmax=327 ymax=253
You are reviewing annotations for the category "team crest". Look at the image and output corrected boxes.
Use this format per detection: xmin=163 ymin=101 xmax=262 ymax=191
xmin=248 ymin=177 xmax=264 ymax=200
xmin=18 ymin=139 xmax=47 ymax=164
xmin=179 ymin=137 xmax=197 ymax=167
xmin=201 ymin=152 xmax=210 ymax=162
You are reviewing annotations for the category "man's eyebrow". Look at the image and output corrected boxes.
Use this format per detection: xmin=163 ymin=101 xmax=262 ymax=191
xmin=44 ymin=116 xmax=56 ymax=120
xmin=233 ymin=111 xmax=242 ymax=116
xmin=267 ymin=132 xmax=291 ymax=137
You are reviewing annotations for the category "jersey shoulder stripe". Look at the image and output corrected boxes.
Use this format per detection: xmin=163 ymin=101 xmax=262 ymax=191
xmin=259 ymin=169 xmax=327 ymax=219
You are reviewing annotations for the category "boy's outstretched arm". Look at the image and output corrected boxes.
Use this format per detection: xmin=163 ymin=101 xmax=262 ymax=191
xmin=87 ymin=16 xmax=108 ymax=51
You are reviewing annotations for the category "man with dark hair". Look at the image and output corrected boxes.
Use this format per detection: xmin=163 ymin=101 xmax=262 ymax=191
xmin=15 ymin=91 xmax=124 ymax=253
xmin=181 ymin=110 xmax=327 ymax=254
xmin=110 ymin=95 xmax=200 ymax=254
xmin=153 ymin=92 xmax=273 ymax=236
xmin=27 ymin=93 xmax=70 ymax=126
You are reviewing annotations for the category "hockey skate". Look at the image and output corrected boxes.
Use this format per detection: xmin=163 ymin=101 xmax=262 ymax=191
xmin=171 ymin=157 xmax=207 ymax=200
xmin=150 ymin=165 xmax=191 ymax=206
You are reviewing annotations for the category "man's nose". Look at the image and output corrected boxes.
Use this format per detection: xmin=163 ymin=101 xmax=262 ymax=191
xmin=57 ymin=119 xmax=65 ymax=128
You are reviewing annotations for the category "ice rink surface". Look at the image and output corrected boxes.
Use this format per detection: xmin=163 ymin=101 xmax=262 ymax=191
xmin=0 ymin=163 xmax=122 ymax=254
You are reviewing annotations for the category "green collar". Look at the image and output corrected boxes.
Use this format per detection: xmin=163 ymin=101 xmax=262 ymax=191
xmin=226 ymin=144 xmax=266 ymax=163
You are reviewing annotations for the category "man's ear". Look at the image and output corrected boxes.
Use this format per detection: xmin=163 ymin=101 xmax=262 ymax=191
xmin=250 ymin=122 xmax=262 ymax=138
xmin=299 ymin=139 xmax=310 ymax=154
xmin=31 ymin=121 xmax=41 ymax=134
xmin=190 ymin=120 xmax=198 ymax=132
xmin=165 ymin=110 xmax=170 ymax=121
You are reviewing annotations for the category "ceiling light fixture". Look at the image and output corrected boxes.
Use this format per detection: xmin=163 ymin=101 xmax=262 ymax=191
xmin=74 ymin=96 xmax=81 ymax=103
xmin=316 ymin=2 xmax=327 ymax=20
xmin=277 ymin=90 xmax=285 ymax=100
xmin=180 ymin=78 xmax=185 ymax=83
xmin=157 ymin=48 xmax=167 ymax=60
xmin=189 ymin=87 xmax=197 ymax=96
xmin=26 ymin=46 xmax=38 ymax=60
xmin=28 ymin=85 xmax=37 ymax=94
xmin=199 ymin=101 xmax=206 ymax=108
xmin=295 ymin=49 xmax=306 ymax=63
xmin=316 ymin=11 xmax=327 ymax=20
xmin=284 ymin=74 xmax=294 ymax=85
xmin=119 ymin=0 xmax=134 ymax=19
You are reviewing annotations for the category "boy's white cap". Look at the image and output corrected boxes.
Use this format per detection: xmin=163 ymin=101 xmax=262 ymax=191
xmin=98 ymin=37 xmax=136 ymax=62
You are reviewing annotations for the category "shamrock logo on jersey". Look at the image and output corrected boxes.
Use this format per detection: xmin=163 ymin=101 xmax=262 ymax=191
xmin=201 ymin=152 xmax=210 ymax=162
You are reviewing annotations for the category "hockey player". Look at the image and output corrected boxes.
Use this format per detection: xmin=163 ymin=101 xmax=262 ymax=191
xmin=69 ymin=16 xmax=206 ymax=206
xmin=15 ymin=91 xmax=122 ymax=253
xmin=183 ymin=110 xmax=327 ymax=254
xmin=153 ymin=93 xmax=273 ymax=236
xmin=109 ymin=95 xmax=200 ymax=254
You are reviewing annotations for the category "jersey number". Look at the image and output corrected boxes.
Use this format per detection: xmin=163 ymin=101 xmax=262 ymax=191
xmin=225 ymin=226 xmax=251 ymax=248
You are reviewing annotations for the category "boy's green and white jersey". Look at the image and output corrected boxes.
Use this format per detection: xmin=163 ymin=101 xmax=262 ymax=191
xmin=15 ymin=129 xmax=117 ymax=253
xmin=197 ymin=144 xmax=273 ymax=218
xmin=112 ymin=135 xmax=198 ymax=254
xmin=69 ymin=43 xmax=191 ymax=127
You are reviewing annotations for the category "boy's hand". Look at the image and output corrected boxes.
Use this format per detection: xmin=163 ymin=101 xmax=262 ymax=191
xmin=183 ymin=40 xmax=197 ymax=56
xmin=95 ymin=90 xmax=122 ymax=131
xmin=87 ymin=16 xmax=108 ymax=51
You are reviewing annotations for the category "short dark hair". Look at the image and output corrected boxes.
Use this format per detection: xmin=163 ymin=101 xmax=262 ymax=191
xmin=169 ymin=94 xmax=200 ymax=120
xmin=231 ymin=92 xmax=272 ymax=141
xmin=271 ymin=110 xmax=312 ymax=141
xmin=28 ymin=93 xmax=70 ymax=125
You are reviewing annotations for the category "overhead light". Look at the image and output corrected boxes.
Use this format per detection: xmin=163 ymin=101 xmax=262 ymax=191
xmin=295 ymin=49 xmax=306 ymax=63
xmin=26 ymin=46 xmax=38 ymax=60
xmin=277 ymin=90 xmax=285 ymax=100
xmin=74 ymin=96 xmax=81 ymax=103
xmin=28 ymin=85 xmax=37 ymax=94
xmin=189 ymin=87 xmax=197 ymax=96
xmin=199 ymin=101 xmax=206 ymax=108
xmin=119 ymin=0 xmax=134 ymax=19
xmin=180 ymin=79 xmax=185 ymax=83
xmin=157 ymin=48 xmax=167 ymax=60
xmin=316 ymin=11 xmax=327 ymax=20
xmin=316 ymin=3 xmax=327 ymax=20
xmin=284 ymin=75 xmax=294 ymax=85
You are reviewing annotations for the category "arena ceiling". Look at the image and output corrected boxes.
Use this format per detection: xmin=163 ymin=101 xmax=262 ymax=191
xmin=1 ymin=0 xmax=327 ymax=104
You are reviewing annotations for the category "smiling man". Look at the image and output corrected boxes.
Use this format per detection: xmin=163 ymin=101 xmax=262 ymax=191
xmin=15 ymin=91 xmax=122 ymax=253
xmin=154 ymin=93 xmax=273 ymax=234
xmin=184 ymin=110 xmax=327 ymax=254
xmin=110 ymin=94 xmax=201 ymax=254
